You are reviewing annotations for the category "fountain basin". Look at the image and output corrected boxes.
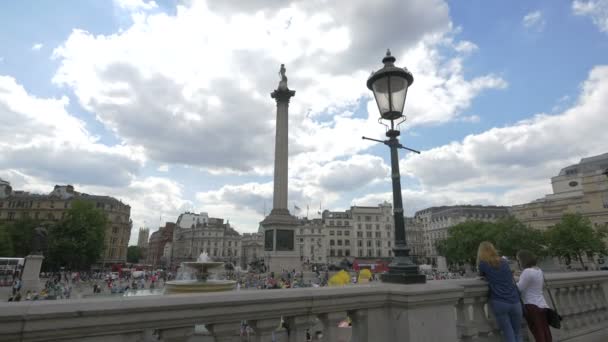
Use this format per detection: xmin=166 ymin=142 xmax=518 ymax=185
xmin=165 ymin=279 xmax=236 ymax=293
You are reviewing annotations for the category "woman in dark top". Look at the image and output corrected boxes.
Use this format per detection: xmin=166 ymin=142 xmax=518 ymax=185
xmin=478 ymin=241 xmax=523 ymax=342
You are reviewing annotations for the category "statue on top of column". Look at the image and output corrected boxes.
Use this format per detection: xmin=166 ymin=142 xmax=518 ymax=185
xmin=278 ymin=64 xmax=288 ymax=90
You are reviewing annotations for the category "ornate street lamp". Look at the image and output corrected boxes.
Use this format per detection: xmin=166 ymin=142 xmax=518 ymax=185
xmin=363 ymin=49 xmax=426 ymax=284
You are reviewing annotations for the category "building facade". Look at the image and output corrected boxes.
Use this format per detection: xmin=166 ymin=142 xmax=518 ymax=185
xmin=416 ymin=205 xmax=510 ymax=265
xmin=0 ymin=181 xmax=131 ymax=264
xmin=146 ymin=222 xmax=175 ymax=268
xmin=171 ymin=214 xmax=241 ymax=267
xmin=240 ymin=232 xmax=264 ymax=269
xmin=511 ymin=153 xmax=608 ymax=231
xmin=137 ymin=228 xmax=149 ymax=248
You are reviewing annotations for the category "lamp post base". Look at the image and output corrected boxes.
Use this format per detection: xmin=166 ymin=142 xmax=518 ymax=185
xmin=382 ymin=248 xmax=427 ymax=284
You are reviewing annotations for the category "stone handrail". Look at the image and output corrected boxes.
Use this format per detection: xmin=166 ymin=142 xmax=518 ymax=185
xmin=1 ymin=272 xmax=607 ymax=342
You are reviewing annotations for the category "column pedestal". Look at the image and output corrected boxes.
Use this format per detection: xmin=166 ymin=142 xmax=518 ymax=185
xmin=21 ymin=254 xmax=44 ymax=293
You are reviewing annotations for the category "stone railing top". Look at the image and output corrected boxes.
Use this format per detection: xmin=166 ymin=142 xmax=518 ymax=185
xmin=2 ymin=272 xmax=607 ymax=341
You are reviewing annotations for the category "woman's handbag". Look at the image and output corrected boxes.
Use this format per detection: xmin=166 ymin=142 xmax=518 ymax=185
xmin=542 ymin=273 xmax=562 ymax=329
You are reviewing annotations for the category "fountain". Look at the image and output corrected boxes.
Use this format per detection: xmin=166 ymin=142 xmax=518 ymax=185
xmin=165 ymin=252 xmax=236 ymax=293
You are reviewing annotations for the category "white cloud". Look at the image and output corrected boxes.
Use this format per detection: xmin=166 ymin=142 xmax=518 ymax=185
xmin=522 ymin=10 xmax=545 ymax=31
xmin=52 ymin=0 xmax=504 ymax=175
xmin=0 ymin=75 xmax=144 ymax=187
xmin=573 ymin=0 xmax=608 ymax=33
xmin=400 ymin=65 xmax=608 ymax=205
xmin=157 ymin=164 xmax=169 ymax=172
xmin=114 ymin=0 xmax=158 ymax=11
xmin=31 ymin=43 xmax=43 ymax=51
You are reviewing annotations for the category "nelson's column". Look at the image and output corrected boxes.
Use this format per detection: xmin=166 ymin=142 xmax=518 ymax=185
xmin=261 ymin=64 xmax=300 ymax=273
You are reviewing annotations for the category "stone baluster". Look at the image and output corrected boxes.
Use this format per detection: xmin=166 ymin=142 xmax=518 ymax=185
xmin=207 ymin=322 xmax=241 ymax=342
xmin=153 ymin=326 xmax=195 ymax=342
xmin=473 ymin=296 xmax=496 ymax=340
xmin=250 ymin=318 xmax=281 ymax=342
xmin=347 ymin=309 xmax=368 ymax=342
xmin=553 ymin=287 xmax=571 ymax=330
xmin=318 ymin=312 xmax=346 ymax=342
xmin=594 ymin=283 xmax=608 ymax=321
xmin=285 ymin=315 xmax=314 ymax=342
xmin=456 ymin=297 xmax=475 ymax=341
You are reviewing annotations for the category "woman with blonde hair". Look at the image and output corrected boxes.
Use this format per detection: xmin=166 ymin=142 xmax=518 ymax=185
xmin=477 ymin=241 xmax=522 ymax=342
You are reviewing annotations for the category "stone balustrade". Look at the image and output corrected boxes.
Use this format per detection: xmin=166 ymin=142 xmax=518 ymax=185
xmin=1 ymin=272 xmax=607 ymax=342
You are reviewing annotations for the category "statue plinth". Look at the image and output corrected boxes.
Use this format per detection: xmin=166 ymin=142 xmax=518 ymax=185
xmin=21 ymin=254 xmax=44 ymax=293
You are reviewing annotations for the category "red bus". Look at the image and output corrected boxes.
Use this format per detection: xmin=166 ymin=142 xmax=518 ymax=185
xmin=352 ymin=259 xmax=390 ymax=273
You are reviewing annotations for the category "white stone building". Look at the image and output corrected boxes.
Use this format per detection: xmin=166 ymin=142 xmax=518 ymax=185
xmin=176 ymin=212 xmax=209 ymax=229
xmin=171 ymin=216 xmax=240 ymax=267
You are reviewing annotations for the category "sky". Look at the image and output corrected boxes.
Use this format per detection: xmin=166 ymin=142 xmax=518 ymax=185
xmin=1 ymin=0 xmax=607 ymax=245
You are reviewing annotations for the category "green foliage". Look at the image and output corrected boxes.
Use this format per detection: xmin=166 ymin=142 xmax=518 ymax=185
xmin=492 ymin=217 xmax=546 ymax=258
xmin=47 ymin=200 xmax=107 ymax=270
xmin=436 ymin=220 xmax=493 ymax=265
xmin=127 ymin=246 xmax=141 ymax=263
xmin=0 ymin=224 xmax=14 ymax=256
xmin=436 ymin=217 xmax=546 ymax=265
xmin=5 ymin=218 xmax=38 ymax=257
xmin=545 ymin=213 xmax=607 ymax=269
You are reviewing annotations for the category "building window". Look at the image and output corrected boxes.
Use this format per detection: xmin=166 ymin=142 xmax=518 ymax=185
xmin=376 ymin=216 xmax=379 ymax=221
xmin=337 ymin=249 xmax=343 ymax=257
xmin=330 ymin=249 xmax=335 ymax=257
xmin=376 ymin=240 xmax=381 ymax=247
xmin=330 ymin=230 xmax=335 ymax=236
xmin=365 ymin=216 xmax=372 ymax=222
xmin=366 ymin=232 xmax=372 ymax=238
xmin=345 ymin=249 xmax=350 ymax=257
xmin=345 ymin=221 xmax=350 ymax=226
xmin=337 ymin=230 xmax=342 ymax=236
xmin=337 ymin=240 xmax=342 ymax=246
xmin=345 ymin=240 xmax=350 ymax=246
xmin=357 ymin=231 xmax=363 ymax=238
xmin=345 ymin=231 xmax=350 ymax=236
xmin=357 ymin=224 xmax=362 ymax=229
xmin=357 ymin=240 xmax=363 ymax=247
xmin=375 ymin=232 xmax=381 ymax=238
xmin=377 ymin=249 xmax=381 ymax=257
xmin=367 ymin=250 xmax=372 ymax=257
xmin=367 ymin=240 xmax=372 ymax=247
xmin=337 ymin=221 xmax=342 ymax=226
xmin=376 ymin=224 xmax=380 ymax=230
xmin=386 ymin=224 xmax=391 ymax=230
xmin=330 ymin=240 xmax=335 ymax=246
xmin=329 ymin=220 xmax=334 ymax=226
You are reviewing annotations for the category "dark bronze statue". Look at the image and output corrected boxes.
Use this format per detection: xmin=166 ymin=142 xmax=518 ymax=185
xmin=31 ymin=226 xmax=48 ymax=256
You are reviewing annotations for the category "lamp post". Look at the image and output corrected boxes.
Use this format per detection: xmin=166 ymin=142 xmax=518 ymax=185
xmin=363 ymin=49 xmax=426 ymax=284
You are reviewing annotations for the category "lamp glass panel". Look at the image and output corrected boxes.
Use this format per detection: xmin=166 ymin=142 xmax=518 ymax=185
xmin=389 ymin=76 xmax=408 ymax=114
xmin=371 ymin=76 xmax=391 ymax=116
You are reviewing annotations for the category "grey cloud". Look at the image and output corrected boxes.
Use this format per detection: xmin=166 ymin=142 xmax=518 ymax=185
xmin=0 ymin=145 xmax=139 ymax=187
xmin=89 ymin=63 xmax=276 ymax=172
xmin=317 ymin=155 xmax=389 ymax=192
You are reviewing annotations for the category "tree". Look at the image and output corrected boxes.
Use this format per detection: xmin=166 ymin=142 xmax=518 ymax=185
xmin=47 ymin=200 xmax=107 ymax=270
xmin=492 ymin=217 xmax=546 ymax=258
xmin=436 ymin=217 xmax=546 ymax=265
xmin=6 ymin=218 xmax=38 ymax=257
xmin=545 ymin=213 xmax=607 ymax=269
xmin=127 ymin=246 xmax=141 ymax=263
xmin=436 ymin=220 xmax=493 ymax=265
xmin=0 ymin=224 xmax=14 ymax=256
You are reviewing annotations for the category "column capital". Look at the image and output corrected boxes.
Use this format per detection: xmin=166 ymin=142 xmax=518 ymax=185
xmin=271 ymin=88 xmax=296 ymax=103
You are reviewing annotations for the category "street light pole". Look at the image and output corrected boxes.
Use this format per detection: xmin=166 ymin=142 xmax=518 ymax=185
xmin=364 ymin=50 xmax=426 ymax=284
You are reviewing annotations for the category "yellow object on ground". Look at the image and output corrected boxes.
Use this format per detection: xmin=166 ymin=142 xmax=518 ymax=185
xmin=358 ymin=269 xmax=372 ymax=283
xmin=328 ymin=270 xmax=350 ymax=286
